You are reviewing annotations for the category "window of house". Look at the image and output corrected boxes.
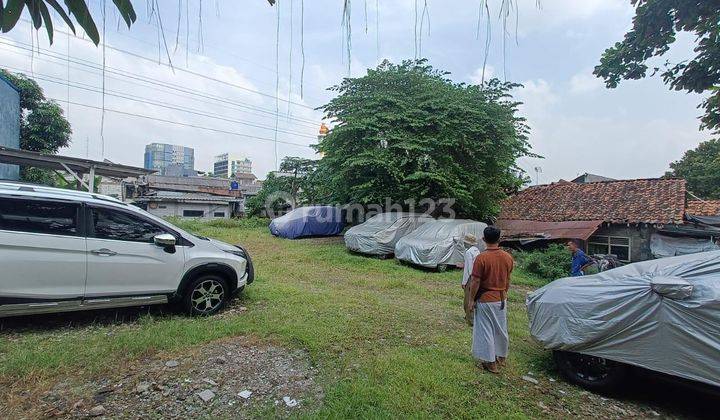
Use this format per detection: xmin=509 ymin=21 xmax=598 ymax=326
xmin=0 ymin=198 xmax=79 ymax=236
xmin=213 ymin=212 xmax=225 ymax=218
xmin=587 ymin=235 xmax=631 ymax=262
xmin=182 ymin=210 xmax=205 ymax=217
xmin=90 ymin=207 xmax=167 ymax=243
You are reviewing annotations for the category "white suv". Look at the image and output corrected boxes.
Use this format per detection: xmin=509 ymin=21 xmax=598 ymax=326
xmin=0 ymin=182 xmax=253 ymax=318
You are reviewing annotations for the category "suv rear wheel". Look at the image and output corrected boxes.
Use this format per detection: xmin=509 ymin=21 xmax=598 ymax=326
xmin=183 ymin=274 xmax=229 ymax=316
xmin=553 ymin=351 xmax=628 ymax=394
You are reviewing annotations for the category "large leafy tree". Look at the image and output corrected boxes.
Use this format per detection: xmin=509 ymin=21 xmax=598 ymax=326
xmin=666 ymin=139 xmax=720 ymax=199
xmin=245 ymin=156 xmax=324 ymax=216
xmin=317 ymin=60 xmax=531 ymax=220
xmin=1 ymin=69 xmax=72 ymax=183
xmin=594 ymin=1 xmax=720 ymax=132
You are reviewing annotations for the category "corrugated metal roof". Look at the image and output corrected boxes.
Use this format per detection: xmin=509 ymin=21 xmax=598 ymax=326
xmin=497 ymin=219 xmax=603 ymax=241
xmin=136 ymin=191 xmax=239 ymax=203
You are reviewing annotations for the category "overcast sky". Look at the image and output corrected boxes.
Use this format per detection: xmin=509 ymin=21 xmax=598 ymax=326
xmin=0 ymin=0 xmax=712 ymax=183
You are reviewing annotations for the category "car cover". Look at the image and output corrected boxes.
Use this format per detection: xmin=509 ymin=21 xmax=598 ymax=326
xmin=395 ymin=219 xmax=487 ymax=268
xmin=269 ymin=206 xmax=344 ymax=239
xmin=649 ymin=233 xmax=719 ymax=258
xmin=344 ymin=212 xmax=432 ymax=255
xmin=526 ymin=251 xmax=720 ymax=388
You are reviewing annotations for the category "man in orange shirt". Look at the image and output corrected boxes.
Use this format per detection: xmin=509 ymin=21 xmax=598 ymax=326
xmin=464 ymin=226 xmax=514 ymax=373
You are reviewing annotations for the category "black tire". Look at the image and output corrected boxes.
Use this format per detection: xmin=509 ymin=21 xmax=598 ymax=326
xmin=182 ymin=274 xmax=229 ymax=316
xmin=553 ymin=351 xmax=628 ymax=394
xmin=437 ymin=264 xmax=448 ymax=272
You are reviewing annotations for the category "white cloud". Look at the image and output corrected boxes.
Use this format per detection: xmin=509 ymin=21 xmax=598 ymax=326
xmin=0 ymin=22 xmax=324 ymax=178
xmin=569 ymin=71 xmax=603 ymax=94
xmin=468 ymin=65 xmax=495 ymax=84
xmin=0 ymin=1 xmax=708 ymax=187
xmin=517 ymin=79 xmax=558 ymax=110
xmin=539 ymin=0 xmax=627 ymax=20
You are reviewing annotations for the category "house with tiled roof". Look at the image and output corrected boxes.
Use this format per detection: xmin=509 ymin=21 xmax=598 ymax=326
xmin=687 ymin=200 xmax=720 ymax=217
xmin=497 ymin=178 xmax=720 ymax=262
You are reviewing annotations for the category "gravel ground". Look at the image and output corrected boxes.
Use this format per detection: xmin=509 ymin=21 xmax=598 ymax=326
xmin=30 ymin=336 xmax=322 ymax=419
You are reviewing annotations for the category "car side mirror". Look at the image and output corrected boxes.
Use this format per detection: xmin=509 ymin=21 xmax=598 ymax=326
xmin=154 ymin=233 xmax=177 ymax=253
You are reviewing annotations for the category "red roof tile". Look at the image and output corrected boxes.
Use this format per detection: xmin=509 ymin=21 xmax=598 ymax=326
xmin=687 ymin=200 xmax=720 ymax=216
xmin=499 ymin=178 xmax=687 ymax=225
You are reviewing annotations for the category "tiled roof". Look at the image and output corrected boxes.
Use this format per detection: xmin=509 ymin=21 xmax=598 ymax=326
xmin=687 ymin=200 xmax=720 ymax=216
xmin=498 ymin=178 xmax=687 ymax=225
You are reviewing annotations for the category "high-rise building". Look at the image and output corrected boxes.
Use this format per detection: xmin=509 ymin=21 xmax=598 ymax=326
xmin=213 ymin=153 xmax=252 ymax=178
xmin=0 ymin=74 xmax=20 ymax=181
xmin=144 ymin=143 xmax=195 ymax=176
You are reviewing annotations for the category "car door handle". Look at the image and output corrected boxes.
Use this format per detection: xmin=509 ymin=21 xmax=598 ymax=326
xmin=90 ymin=248 xmax=117 ymax=256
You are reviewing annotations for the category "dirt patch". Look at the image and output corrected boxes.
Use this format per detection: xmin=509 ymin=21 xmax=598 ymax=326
xmin=6 ymin=337 xmax=322 ymax=419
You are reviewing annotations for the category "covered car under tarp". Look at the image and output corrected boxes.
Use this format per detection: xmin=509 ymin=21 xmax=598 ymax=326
xmin=395 ymin=219 xmax=488 ymax=268
xmin=269 ymin=206 xmax=344 ymax=239
xmin=344 ymin=212 xmax=432 ymax=256
xmin=527 ymin=251 xmax=720 ymax=388
xmin=650 ymin=233 xmax=719 ymax=258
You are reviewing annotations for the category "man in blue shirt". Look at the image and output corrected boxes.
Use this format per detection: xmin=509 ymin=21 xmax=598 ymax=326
xmin=567 ymin=240 xmax=592 ymax=276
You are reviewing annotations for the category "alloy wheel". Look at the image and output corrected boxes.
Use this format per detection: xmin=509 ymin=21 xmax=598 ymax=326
xmin=190 ymin=279 xmax=225 ymax=314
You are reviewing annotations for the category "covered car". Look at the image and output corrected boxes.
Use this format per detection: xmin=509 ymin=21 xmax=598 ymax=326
xmin=269 ymin=206 xmax=344 ymax=239
xmin=526 ymin=251 xmax=720 ymax=392
xmin=344 ymin=212 xmax=432 ymax=256
xmin=395 ymin=219 xmax=487 ymax=269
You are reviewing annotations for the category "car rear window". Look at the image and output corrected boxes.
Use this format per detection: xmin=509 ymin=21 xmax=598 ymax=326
xmin=0 ymin=197 xmax=79 ymax=236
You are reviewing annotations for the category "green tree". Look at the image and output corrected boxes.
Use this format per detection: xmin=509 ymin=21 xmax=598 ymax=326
xmin=278 ymin=156 xmax=318 ymax=205
xmin=316 ymin=60 xmax=531 ymax=220
xmin=245 ymin=156 xmax=322 ymax=216
xmin=594 ymin=1 xmax=720 ymax=132
xmin=666 ymin=139 xmax=720 ymax=199
xmin=1 ymin=69 xmax=72 ymax=184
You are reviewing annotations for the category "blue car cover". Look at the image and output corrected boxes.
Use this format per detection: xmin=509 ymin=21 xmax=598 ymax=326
xmin=269 ymin=206 xmax=345 ymax=239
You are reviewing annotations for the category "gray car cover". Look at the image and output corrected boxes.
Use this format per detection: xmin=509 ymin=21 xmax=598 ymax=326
xmin=394 ymin=219 xmax=487 ymax=268
xmin=344 ymin=212 xmax=433 ymax=255
xmin=649 ymin=233 xmax=719 ymax=258
xmin=526 ymin=251 xmax=720 ymax=388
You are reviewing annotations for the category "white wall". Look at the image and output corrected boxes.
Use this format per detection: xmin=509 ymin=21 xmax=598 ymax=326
xmin=146 ymin=201 xmax=230 ymax=219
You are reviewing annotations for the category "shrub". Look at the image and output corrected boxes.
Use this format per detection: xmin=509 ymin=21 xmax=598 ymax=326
xmin=514 ymin=244 xmax=571 ymax=280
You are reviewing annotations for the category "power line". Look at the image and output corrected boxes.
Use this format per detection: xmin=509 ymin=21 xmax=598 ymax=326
xmin=58 ymin=14 xmax=331 ymax=104
xmin=0 ymin=37 xmax=321 ymax=125
xmin=0 ymin=38 xmax=322 ymax=128
xmin=15 ymin=22 xmax=318 ymax=110
xmin=50 ymin=98 xmax=314 ymax=149
xmin=1 ymin=65 xmax=319 ymax=140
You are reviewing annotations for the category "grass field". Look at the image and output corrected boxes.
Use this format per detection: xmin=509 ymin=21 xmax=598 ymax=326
xmin=0 ymin=219 xmax=693 ymax=418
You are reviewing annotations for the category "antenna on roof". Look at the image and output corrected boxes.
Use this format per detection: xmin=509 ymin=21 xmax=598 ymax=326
xmin=533 ymin=166 xmax=542 ymax=186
